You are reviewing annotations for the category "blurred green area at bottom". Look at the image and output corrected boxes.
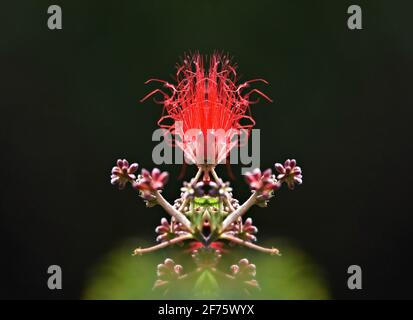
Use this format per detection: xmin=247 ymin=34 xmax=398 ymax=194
xmin=83 ymin=238 xmax=330 ymax=300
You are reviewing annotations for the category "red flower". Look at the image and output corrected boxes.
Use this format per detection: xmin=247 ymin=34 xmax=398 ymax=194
xmin=141 ymin=53 xmax=272 ymax=164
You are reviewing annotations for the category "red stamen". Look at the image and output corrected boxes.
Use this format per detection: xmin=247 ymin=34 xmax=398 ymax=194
xmin=142 ymin=53 xmax=271 ymax=164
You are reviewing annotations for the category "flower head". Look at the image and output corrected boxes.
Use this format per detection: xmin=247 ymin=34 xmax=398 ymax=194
xmin=275 ymin=159 xmax=303 ymax=190
xmin=110 ymin=159 xmax=138 ymax=189
xmin=141 ymin=53 xmax=272 ymax=165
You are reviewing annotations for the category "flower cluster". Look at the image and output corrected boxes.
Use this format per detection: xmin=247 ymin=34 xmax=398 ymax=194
xmin=110 ymin=158 xmax=302 ymax=294
xmin=155 ymin=217 xmax=188 ymax=242
xmin=136 ymin=168 xmax=169 ymax=191
xmin=110 ymin=159 xmax=138 ymax=189
xmin=275 ymin=159 xmax=303 ymax=190
xmin=226 ymin=217 xmax=258 ymax=242
xmin=153 ymin=258 xmax=184 ymax=294
xmin=229 ymin=258 xmax=260 ymax=294
xmin=131 ymin=168 xmax=170 ymax=207
xmin=245 ymin=168 xmax=280 ymax=206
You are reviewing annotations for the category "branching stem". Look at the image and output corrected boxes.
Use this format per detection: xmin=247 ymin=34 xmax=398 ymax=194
xmin=133 ymin=234 xmax=193 ymax=255
xmin=154 ymin=190 xmax=193 ymax=232
xmin=221 ymin=192 xmax=257 ymax=231
xmin=220 ymin=233 xmax=280 ymax=255
xmin=210 ymin=167 xmax=236 ymax=212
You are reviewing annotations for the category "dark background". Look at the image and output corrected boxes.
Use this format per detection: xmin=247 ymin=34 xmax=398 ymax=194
xmin=1 ymin=0 xmax=412 ymax=299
